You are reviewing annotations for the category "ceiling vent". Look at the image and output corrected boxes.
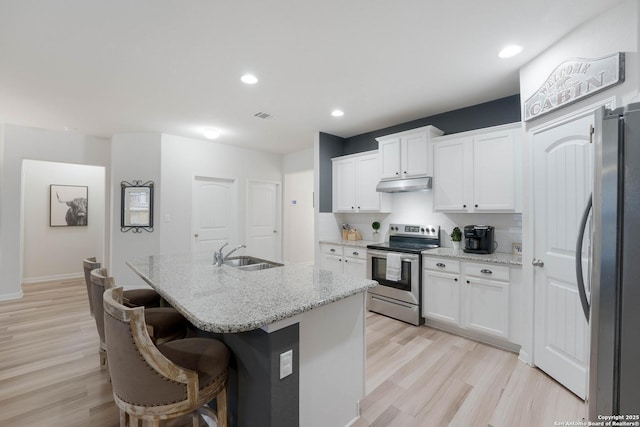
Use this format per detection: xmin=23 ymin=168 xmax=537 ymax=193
xmin=253 ymin=112 xmax=272 ymax=119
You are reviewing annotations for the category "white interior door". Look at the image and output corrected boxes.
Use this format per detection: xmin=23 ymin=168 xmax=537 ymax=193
xmin=191 ymin=176 xmax=237 ymax=256
xmin=532 ymin=113 xmax=593 ymax=399
xmin=283 ymin=170 xmax=314 ymax=264
xmin=247 ymin=180 xmax=280 ymax=261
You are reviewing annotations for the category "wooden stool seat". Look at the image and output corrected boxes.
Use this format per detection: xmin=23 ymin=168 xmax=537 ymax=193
xmin=121 ymin=288 xmax=162 ymax=308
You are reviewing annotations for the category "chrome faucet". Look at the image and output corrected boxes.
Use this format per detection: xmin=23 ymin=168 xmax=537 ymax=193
xmin=214 ymin=242 xmax=247 ymax=266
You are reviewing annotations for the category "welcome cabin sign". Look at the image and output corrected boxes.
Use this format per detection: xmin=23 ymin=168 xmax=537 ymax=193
xmin=524 ymin=52 xmax=625 ymax=121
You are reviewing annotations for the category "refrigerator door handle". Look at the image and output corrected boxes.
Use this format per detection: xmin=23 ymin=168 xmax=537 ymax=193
xmin=576 ymin=193 xmax=592 ymax=321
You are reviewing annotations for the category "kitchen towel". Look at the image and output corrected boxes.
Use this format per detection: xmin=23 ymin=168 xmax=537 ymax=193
xmin=385 ymin=253 xmax=402 ymax=281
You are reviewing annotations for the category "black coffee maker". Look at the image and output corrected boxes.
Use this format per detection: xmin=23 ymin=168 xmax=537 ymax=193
xmin=463 ymin=225 xmax=495 ymax=254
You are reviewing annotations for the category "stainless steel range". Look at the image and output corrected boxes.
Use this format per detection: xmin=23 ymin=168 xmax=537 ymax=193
xmin=366 ymin=223 xmax=440 ymax=325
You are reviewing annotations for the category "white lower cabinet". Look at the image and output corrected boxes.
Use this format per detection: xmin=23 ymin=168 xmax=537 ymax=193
xmin=463 ymin=262 xmax=510 ymax=339
xmin=422 ymin=258 xmax=461 ymax=324
xmin=320 ymin=243 xmax=367 ymax=278
xmin=423 ymin=256 xmax=510 ymax=340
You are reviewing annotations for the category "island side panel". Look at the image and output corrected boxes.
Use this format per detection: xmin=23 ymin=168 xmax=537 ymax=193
xmin=299 ymin=292 xmax=366 ymax=426
xmin=222 ymin=324 xmax=299 ymax=427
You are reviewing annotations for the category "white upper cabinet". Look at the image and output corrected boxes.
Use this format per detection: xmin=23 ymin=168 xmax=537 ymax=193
xmin=376 ymin=126 xmax=444 ymax=180
xmin=433 ymin=123 xmax=522 ymax=213
xmin=332 ymin=151 xmax=390 ymax=213
xmin=473 ymin=130 xmax=517 ymax=211
xmin=378 ymin=137 xmax=402 ymax=180
xmin=433 ymin=137 xmax=471 ymax=211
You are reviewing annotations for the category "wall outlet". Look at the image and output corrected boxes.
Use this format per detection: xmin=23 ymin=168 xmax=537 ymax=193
xmin=279 ymin=349 xmax=293 ymax=379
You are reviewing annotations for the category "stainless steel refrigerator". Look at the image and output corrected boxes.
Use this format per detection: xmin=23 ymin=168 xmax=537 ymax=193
xmin=576 ymin=103 xmax=640 ymax=419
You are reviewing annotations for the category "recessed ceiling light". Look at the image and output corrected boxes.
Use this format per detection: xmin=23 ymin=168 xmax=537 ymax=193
xmin=241 ymin=74 xmax=258 ymax=85
xmin=202 ymin=128 xmax=221 ymax=140
xmin=498 ymin=45 xmax=523 ymax=59
xmin=331 ymin=110 xmax=344 ymax=117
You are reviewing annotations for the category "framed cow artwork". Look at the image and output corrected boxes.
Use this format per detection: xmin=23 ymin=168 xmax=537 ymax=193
xmin=50 ymin=184 xmax=88 ymax=227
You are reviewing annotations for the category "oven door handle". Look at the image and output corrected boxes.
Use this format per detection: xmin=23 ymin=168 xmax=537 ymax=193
xmin=366 ymin=250 xmax=420 ymax=262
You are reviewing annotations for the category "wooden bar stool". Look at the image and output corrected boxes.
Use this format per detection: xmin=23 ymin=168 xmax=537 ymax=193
xmin=83 ymin=257 xmax=163 ymax=311
xmin=103 ymin=287 xmax=229 ymax=427
xmin=90 ymin=268 xmax=188 ymax=366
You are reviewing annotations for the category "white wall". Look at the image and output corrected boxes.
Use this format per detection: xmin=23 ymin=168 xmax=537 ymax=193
xmin=283 ymin=170 xmax=315 ymax=263
xmin=520 ymin=0 xmax=639 ymax=114
xmin=0 ymin=124 xmax=110 ymax=300
xmin=283 ymin=148 xmax=315 ymax=264
xmin=283 ymin=147 xmax=313 ymax=174
xmin=22 ymin=160 xmax=105 ymax=282
xmin=110 ymin=132 xmax=286 ymax=288
xmin=110 ymin=133 xmax=162 ymax=287
xmin=143 ymin=135 xmax=283 ymax=284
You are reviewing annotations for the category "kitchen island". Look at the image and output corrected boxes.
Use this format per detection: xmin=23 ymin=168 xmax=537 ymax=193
xmin=127 ymin=254 xmax=377 ymax=427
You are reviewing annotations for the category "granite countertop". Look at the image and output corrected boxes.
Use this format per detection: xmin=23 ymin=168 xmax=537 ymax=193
xmin=422 ymin=248 xmax=522 ymax=266
xmin=319 ymin=239 xmax=379 ymax=248
xmin=126 ymin=254 xmax=377 ymax=334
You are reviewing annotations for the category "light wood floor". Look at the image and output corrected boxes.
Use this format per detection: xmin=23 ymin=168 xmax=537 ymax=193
xmin=355 ymin=312 xmax=587 ymax=426
xmin=0 ymin=278 xmax=586 ymax=426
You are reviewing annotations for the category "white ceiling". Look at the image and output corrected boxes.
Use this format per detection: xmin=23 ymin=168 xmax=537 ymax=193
xmin=0 ymin=0 xmax=624 ymax=154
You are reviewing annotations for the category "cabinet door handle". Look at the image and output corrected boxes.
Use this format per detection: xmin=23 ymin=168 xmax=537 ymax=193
xmin=475 ymin=204 xmax=478 ymax=208
xmin=403 ymin=171 xmax=407 ymax=174
xmin=480 ymin=269 xmax=492 ymax=274
xmin=344 ymin=259 xmax=348 ymax=263
xmin=330 ymin=248 xmax=336 ymax=252
xmin=463 ymin=204 xmax=467 ymax=208
xmin=436 ymin=263 xmax=446 ymax=268
xmin=466 ymin=280 xmax=470 ymax=284
xmin=353 ymin=251 xmax=359 ymax=256
xmin=357 ymin=206 xmax=361 ymax=209
xmin=454 ymin=278 xmax=458 ymax=282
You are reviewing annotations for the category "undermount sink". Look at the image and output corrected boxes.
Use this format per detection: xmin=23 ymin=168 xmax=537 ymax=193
xmin=224 ymin=256 xmax=283 ymax=271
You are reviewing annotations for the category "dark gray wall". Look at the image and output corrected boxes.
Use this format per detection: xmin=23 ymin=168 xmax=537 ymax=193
xmin=318 ymin=95 xmax=521 ymax=212
xmin=222 ymin=324 xmax=299 ymax=427
xmin=319 ymin=132 xmax=347 ymax=213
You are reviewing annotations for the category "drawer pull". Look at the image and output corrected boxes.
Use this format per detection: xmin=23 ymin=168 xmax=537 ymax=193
xmin=454 ymin=278 xmax=458 ymax=282
xmin=330 ymin=248 xmax=336 ymax=252
xmin=436 ymin=263 xmax=446 ymax=268
xmin=353 ymin=251 xmax=359 ymax=256
xmin=480 ymin=269 xmax=493 ymax=274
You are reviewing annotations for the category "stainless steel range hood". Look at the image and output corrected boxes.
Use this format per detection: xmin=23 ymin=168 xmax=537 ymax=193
xmin=376 ymin=177 xmax=432 ymax=193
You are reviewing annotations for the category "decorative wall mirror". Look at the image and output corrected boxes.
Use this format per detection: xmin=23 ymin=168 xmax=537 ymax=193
xmin=121 ymin=180 xmax=154 ymax=232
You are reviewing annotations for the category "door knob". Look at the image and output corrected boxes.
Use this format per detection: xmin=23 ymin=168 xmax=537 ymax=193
xmin=532 ymin=258 xmax=544 ymax=267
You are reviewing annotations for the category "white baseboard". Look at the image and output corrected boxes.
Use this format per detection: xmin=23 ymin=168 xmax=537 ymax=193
xmin=518 ymin=349 xmax=534 ymax=366
xmin=0 ymin=290 xmax=24 ymax=301
xmin=22 ymin=272 xmax=83 ymax=284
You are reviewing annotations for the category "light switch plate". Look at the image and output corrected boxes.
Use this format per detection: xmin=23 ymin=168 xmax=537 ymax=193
xmin=280 ymin=349 xmax=293 ymax=379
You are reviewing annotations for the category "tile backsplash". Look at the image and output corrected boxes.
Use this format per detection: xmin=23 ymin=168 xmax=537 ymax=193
xmin=325 ymin=191 xmax=522 ymax=254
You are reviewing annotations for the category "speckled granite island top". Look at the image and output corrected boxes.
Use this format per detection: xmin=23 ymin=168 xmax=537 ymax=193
xmin=126 ymin=254 xmax=378 ymax=334
xmin=422 ymin=248 xmax=523 ymax=266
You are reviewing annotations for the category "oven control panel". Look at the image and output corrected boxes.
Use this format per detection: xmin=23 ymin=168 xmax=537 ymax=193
xmin=389 ymin=223 xmax=440 ymax=238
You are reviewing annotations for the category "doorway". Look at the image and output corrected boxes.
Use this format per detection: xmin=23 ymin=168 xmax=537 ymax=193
xmin=246 ymin=180 xmax=281 ymax=261
xmin=283 ymin=170 xmax=314 ymax=264
xmin=22 ymin=160 xmax=106 ymax=283
xmin=531 ymin=111 xmax=593 ymax=399
xmin=191 ymin=176 xmax=238 ymax=255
